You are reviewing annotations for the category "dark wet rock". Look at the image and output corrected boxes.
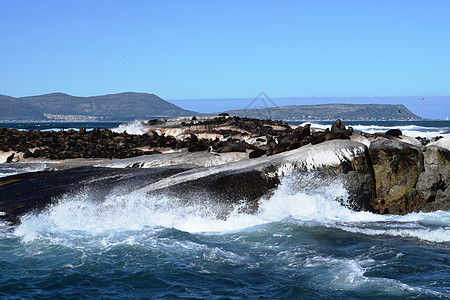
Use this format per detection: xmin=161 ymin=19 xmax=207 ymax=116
xmin=0 ymin=166 xmax=190 ymax=225
xmin=153 ymin=169 xmax=281 ymax=218
xmin=142 ymin=140 xmax=376 ymax=218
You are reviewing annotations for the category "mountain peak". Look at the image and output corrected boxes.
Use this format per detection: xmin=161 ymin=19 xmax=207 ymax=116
xmin=1 ymin=92 xmax=198 ymax=121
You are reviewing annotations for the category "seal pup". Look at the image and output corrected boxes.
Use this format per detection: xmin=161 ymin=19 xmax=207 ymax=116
xmin=385 ymin=129 xmax=402 ymax=138
xmin=6 ymin=153 xmax=15 ymax=163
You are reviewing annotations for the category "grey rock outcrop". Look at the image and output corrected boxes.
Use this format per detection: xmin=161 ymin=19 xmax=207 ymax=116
xmin=139 ymin=140 xmax=376 ymax=217
xmin=369 ymin=139 xmax=424 ymax=214
xmin=368 ymin=139 xmax=450 ymax=214
xmin=416 ymin=145 xmax=450 ymax=212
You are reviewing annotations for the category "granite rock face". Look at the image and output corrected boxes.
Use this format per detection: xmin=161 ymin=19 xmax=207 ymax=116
xmin=368 ymin=139 xmax=450 ymax=214
xmin=369 ymin=139 xmax=424 ymax=214
xmin=416 ymin=145 xmax=450 ymax=212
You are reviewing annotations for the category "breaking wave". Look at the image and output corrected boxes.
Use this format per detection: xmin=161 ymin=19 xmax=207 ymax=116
xmin=13 ymin=175 xmax=450 ymax=244
xmin=302 ymin=122 xmax=449 ymax=140
xmin=0 ymin=163 xmax=46 ymax=178
xmin=111 ymin=120 xmax=148 ymax=135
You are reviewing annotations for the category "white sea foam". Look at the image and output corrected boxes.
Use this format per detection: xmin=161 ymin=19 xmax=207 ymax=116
xmin=333 ymin=225 xmax=450 ymax=243
xmin=0 ymin=164 xmax=46 ymax=178
xmin=300 ymin=122 xmax=448 ymax=139
xmin=111 ymin=120 xmax=147 ymax=135
xmin=299 ymin=254 xmax=447 ymax=296
xmin=13 ymin=175 xmax=450 ymax=244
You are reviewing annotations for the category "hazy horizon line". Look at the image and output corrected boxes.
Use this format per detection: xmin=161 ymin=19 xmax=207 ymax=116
xmin=2 ymin=92 xmax=450 ymax=99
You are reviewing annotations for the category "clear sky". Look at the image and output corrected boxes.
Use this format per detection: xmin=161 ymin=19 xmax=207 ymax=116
xmin=1 ymin=0 xmax=449 ymax=118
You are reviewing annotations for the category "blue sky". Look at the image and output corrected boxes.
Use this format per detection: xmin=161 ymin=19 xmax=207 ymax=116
xmin=1 ymin=0 xmax=449 ymax=118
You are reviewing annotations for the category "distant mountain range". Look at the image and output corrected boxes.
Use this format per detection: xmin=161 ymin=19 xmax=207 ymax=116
xmin=0 ymin=92 xmax=423 ymax=122
xmin=226 ymin=103 xmax=423 ymax=121
xmin=0 ymin=92 xmax=198 ymax=121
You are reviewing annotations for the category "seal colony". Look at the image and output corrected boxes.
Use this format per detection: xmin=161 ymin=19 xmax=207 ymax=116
xmin=0 ymin=115 xmax=449 ymax=225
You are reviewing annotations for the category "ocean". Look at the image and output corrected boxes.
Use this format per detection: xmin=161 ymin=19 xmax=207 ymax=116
xmin=0 ymin=120 xmax=449 ymax=299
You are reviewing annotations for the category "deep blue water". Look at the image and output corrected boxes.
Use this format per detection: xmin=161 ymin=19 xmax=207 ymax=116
xmin=0 ymin=122 xmax=123 ymax=131
xmin=0 ymin=120 xmax=449 ymax=299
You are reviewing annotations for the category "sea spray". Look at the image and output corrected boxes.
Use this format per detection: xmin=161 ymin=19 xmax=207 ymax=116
xmin=2 ymin=173 xmax=449 ymax=298
xmin=111 ymin=120 xmax=148 ymax=135
xmin=300 ymin=122 xmax=449 ymax=140
xmin=0 ymin=163 xmax=46 ymax=178
xmin=13 ymin=174 xmax=450 ymax=244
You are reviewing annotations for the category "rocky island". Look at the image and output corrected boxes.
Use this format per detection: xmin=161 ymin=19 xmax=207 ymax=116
xmin=0 ymin=115 xmax=449 ymax=225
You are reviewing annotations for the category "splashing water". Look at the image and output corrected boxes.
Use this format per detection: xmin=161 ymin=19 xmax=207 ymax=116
xmin=1 ymin=174 xmax=449 ymax=299
xmin=111 ymin=120 xmax=148 ymax=135
xmin=13 ymin=175 xmax=450 ymax=244
xmin=301 ymin=122 xmax=450 ymax=140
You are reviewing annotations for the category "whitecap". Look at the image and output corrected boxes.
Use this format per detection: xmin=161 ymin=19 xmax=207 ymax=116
xmin=12 ymin=174 xmax=450 ymax=245
xmin=111 ymin=120 xmax=147 ymax=135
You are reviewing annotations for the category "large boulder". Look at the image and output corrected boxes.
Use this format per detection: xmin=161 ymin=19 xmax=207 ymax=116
xmin=430 ymin=134 xmax=450 ymax=151
xmin=0 ymin=166 xmax=190 ymax=225
xmin=369 ymin=139 xmax=424 ymax=214
xmin=416 ymin=145 xmax=450 ymax=212
xmin=139 ymin=140 xmax=376 ymax=216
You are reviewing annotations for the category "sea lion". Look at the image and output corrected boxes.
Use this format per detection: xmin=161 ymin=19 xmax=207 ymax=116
xmin=331 ymin=119 xmax=347 ymax=134
xmin=299 ymin=124 xmax=311 ymax=140
xmin=272 ymin=142 xmax=291 ymax=155
xmin=6 ymin=153 xmax=15 ymax=163
xmin=249 ymin=149 xmax=266 ymax=159
xmin=385 ymin=129 xmax=402 ymax=138
xmin=311 ymin=133 xmax=326 ymax=145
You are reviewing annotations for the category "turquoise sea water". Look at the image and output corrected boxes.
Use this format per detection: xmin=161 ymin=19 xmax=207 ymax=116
xmin=0 ymin=120 xmax=449 ymax=299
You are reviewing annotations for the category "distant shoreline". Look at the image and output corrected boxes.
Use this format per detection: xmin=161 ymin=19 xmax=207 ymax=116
xmin=0 ymin=115 xmax=450 ymax=124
